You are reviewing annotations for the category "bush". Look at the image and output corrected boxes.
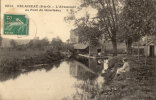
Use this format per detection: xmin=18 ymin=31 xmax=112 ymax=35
xmin=0 ymin=49 xmax=65 ymax=73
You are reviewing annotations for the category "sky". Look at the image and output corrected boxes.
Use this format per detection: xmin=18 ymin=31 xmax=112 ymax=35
xmin=1 ymin=0 xmax=81 ymax=42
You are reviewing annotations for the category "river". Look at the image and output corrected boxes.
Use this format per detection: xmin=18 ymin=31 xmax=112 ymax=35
xmin=0 ymin=58 xmax=108 ymax=100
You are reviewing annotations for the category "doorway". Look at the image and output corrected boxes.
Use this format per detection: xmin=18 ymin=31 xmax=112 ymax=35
xmin=149 ymin=45 xmax=155 ymax=57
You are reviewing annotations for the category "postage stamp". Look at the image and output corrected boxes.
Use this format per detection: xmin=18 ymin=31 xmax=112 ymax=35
xmin=4 ymin=14 xmax=29 ymax=35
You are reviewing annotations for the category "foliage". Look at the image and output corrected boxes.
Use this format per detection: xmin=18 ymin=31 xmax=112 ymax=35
xmin=65 ymin=0 xmax=123 ymax=56
xmin=121 ymin=0 xmax=156 ymax=39
xmin=51 ymin=37 xmax=63 ymax=46
xmin=119 ymin=0 xmax=156 ymax=54
xmin=28 ymin=38 xmax=49 ymax=49
xmin=0 ymin=49 xmax=64 ymax=73
xmin=66 ymin=0 xmax=156 ymax=55
xmin=72 ymin=26 xmax=102 ymax=46
xmin=51 ymin=37 xmax=63 ymax=51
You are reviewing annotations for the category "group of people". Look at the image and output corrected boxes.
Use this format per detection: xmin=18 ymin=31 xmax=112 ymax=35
xmin=101 ymin=57 xmax=130 ymax=75
xmin=96 ymin=58 xmax=130 ymax=87
xmin=87 ymin=57 xmax=130 ymax=98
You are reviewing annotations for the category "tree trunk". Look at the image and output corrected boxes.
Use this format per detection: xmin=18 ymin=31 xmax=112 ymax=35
xmin=111 ymin=38 xmax=117 ymax=56
xmin=125 ymin=37 xmax=133 ymax=54
xmin=126 ymin=43 xmax=132 ymax=54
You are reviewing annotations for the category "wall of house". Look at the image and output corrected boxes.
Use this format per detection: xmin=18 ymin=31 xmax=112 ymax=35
xmin=144 ymin=46 xmax=148 ymax=56
xmin=89 ymin=46 xmax=98 ymax=56
xmin=145 ymin=44 xmax=156 ymax=57
xmin=149 ymin=45 xmax=156 ymax=56
xmin=89 ymin=46 xmax=103 ymax=56
xmin=154 ymin=45 xmax=156 ymax=57
xmin=70 ymin=31 xmax=79 ymax=44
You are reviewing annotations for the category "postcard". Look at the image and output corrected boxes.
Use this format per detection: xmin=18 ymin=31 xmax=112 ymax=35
xmin=0 ymin=0 xmax=156 ymax=100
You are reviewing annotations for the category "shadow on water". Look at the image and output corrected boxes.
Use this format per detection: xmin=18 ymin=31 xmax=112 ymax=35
xmin=0 ymin=61 xmax=62 ymax=81
xmin=65 ymin=57 xmax=111 ymax=100
xmin=73 ymin=56 xmax=109 ymax=74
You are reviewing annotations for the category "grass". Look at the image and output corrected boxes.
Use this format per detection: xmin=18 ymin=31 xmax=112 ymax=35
xmin=62 ymin=55 xmax=156 ymax=100
xmin=100 ymin=55 xmax=156 ymax=100
xmin=0 ymin=48 xmax=45 ymax=60
xmin=1 ymin=48 xmax=156 ymax=99
xmin=0 ymin=48 xmax=65 ymax=73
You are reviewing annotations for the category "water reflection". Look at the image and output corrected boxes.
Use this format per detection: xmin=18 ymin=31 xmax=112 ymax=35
xmin=0 ymin=58 xmax=109 ymax=100
xmin=69 ymin=58 xmax=108 ymax=100
xmin=70 ymin=60 xmax=98 ymax=80
xmin=0 ymin=62 xmax=78 ymax=100
xmin=0 ymin=63 xmax=58 ymax=81
xmin=74 ymin=56 xmax=107 ymax=74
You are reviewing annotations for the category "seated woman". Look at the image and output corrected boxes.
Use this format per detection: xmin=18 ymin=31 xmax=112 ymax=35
xmin=116 ymin=58 xmax=130 ymax=75
xmin=101 ymin=58 xmax=109 ymax=73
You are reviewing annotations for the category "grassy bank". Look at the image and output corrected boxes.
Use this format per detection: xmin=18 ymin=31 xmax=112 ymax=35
xmin=0 ymin=48 xmax=65 ymax=73
xmin=63 ymin=55 xmax=156 ymax=100
xmin=99 ymin=55 xmax=156 ymax=100
xmin=0 ymin=48 xmax=45 ymax=62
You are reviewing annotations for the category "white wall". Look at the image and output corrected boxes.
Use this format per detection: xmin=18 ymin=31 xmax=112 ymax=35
xmin=155 ymin=45 xmax=156 ymax=56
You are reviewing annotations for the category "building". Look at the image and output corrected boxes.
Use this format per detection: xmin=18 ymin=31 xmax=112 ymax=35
xmin=89 ymin=45 xmax=103 ymax=56
xmin=144 ymin=40 xmax=156 ymax=57
xmin=70 ymin=30 xmax=105 ymax=56
xmin=142 ymin=35 xmax=156 ymax=57
xmin=69 ymin=30 xmax=79 ymax=44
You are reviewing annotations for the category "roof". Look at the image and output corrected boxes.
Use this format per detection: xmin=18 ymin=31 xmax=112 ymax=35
xmin=142 ymin=35 xmax=156 ymax=46
xmin=145 ymin=40 xmax=156 ymax=46
xmin=74 ymin=43 xmax=89 ymax=49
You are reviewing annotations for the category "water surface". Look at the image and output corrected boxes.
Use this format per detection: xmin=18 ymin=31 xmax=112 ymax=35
xmin=0 ymin=58 xmax=107 ymax=100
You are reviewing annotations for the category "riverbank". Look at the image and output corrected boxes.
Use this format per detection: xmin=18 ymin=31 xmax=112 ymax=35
xmin=0 ymin=48 xmax=65 ymax=73
xmin=63 ymin=55 xmax=156 ymax=100
xmin=99 ymin=55 xmax=156 ymax=100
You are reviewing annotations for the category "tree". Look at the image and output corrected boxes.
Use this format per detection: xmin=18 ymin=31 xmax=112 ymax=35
xmin=40 ymin=37 xmax=49 ymax=46
xmin=72 ymin=25 xmax=102 ymax=46
xmin=51 ymin=37 xmax=63 ymax=50
xmin=27 ymin=37 xmax=49 ymax=49
xmin=120 ymin=0 xmax=156 ymax=54
xmin=65 ymin=0 xmax=122 ymax=56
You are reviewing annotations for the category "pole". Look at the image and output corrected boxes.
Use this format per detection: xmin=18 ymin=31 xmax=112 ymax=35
xmin=145 ymin=35 xmax=147 ymax=66
xmin=138 ymin=42 xmax=140 ymax=60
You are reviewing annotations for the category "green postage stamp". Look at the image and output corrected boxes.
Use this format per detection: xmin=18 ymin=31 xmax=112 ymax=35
xmin=4 ymin=14 xmax=29 ymax=35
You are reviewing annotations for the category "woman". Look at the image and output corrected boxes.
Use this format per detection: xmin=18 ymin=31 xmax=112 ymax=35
xmin=116 ymin=58 xmax=130 ymax=75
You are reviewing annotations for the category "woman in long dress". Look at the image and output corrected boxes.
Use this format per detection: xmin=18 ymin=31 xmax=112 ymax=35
xmin=116 ymin=58 xmax=130 ymax=74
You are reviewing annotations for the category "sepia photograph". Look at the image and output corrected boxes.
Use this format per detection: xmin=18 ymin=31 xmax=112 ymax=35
xmin=0 ymin=0 xmax=156 ymax=100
